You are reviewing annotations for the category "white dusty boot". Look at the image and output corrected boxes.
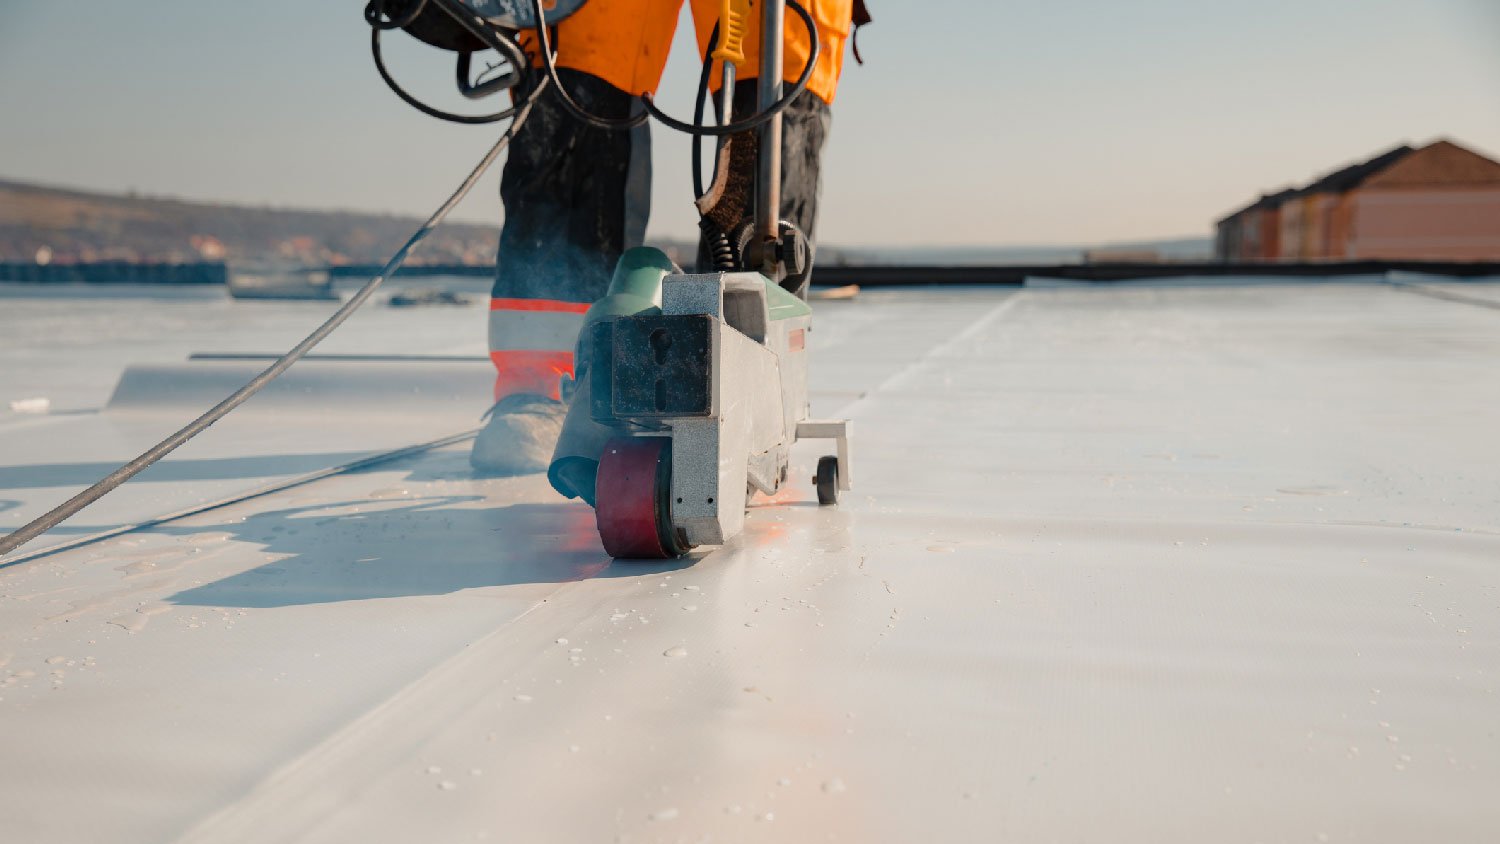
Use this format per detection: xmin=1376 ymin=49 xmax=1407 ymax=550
xmin=469 ymin=393 xmax=567 ymax=476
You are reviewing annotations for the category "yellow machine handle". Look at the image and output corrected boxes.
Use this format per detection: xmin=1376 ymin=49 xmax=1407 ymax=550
xmin=712 ymin=0 xmax=752 ymax=66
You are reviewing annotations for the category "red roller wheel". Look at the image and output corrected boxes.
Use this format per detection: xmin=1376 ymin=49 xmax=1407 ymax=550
xmin=595 ymin=436 xmax=690 ymax=559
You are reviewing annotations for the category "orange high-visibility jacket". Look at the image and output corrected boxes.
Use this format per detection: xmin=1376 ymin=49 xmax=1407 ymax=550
xmin=519 ymin=0 xmax=854 ymax=105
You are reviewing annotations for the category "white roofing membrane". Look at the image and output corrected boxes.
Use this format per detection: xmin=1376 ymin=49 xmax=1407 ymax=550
xmin=1 ymin=278 xmax=1497 ymax=842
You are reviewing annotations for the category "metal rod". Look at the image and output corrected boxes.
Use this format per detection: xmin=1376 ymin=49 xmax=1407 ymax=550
xmin=717 ymin=60 xmax=736 ymax=180
xmin=719 ymin=62 xmax=736 ymax=125
xmin=755 ymin=0 xmax=785 ymax=275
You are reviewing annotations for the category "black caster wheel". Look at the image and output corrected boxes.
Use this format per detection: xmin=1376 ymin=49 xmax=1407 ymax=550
xmin=815 ymin=455 xmax=839 ymax=506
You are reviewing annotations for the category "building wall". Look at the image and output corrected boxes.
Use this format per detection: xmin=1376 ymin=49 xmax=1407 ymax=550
xmin=1217 ymin=207 xmax=1278 ymax=261
xmin=1279 ymin=195 xmax=1337 ymax=260
xmin=1258 ymin=206 xmax=1282 ymax=260
xmin=1325 ymin=194 xmax=1356 ymax=259
xmin=1215 ymin=218 xmax=1240 ymax=261
xmin=1279 ymin=200 xmax=1304 ymax=260
xmin=1220 ymin=140 xmax=1500 ymax=262
xmin=1236 ymin=206 xmax=1284 ymax=259
xmin=1301 ymin=194 xmax=1334 ymax=259
xmin=1346 ymin=188 xmax=1500 ymax=260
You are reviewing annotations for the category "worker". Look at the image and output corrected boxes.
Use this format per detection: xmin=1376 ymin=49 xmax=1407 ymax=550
xmin=471 ymin=0 xmax=866 ymax=476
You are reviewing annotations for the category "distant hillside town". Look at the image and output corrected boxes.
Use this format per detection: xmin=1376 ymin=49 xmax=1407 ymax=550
xmin=1216 ymin=138 xmax=1500 ymax=262
xmin=0 ymin=179 xmax=503 ymax=268
xmin=0 ymin=178 xmax=774 ymax=271
xmin=0 ymin=176 xmax=1218 ymax=273
xmin=6 ymin=142 xmax=1497 ymax=274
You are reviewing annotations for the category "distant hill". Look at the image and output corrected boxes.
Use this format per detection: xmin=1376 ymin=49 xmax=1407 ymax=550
xmin=0 ymin=178 xmax=502 ymax=266
xmin=0 ymin=177 xmax=1212 ymax=268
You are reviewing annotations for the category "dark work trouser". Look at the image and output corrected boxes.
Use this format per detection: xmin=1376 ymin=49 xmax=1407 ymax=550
xmin=488 ymin=70 xmax=831 ymax=401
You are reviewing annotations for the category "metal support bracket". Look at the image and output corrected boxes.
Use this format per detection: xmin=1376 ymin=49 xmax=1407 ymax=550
xmin=795 ymin=419 xmax=852 ymax=490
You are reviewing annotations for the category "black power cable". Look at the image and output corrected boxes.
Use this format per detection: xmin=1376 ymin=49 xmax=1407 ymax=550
xmin=372 ymin=26 xmax=522 ymax=124
xmin=0 ymin=79 xmax=550 ymax=560
xmin=369 ymin=0 xmax=818 ymax=137
xmin=3 ymin=2 xmax=826 ymax=556
xmin=690 ymin=24 xmax=722 ymax=200
xmin=525 ymin=0 xmax=649 ymax=130
xmin=639 ymin=0 xmax=819 ymax=138
xmin=365 ymin=0 xmax=429 ymax=30
xmin=690 ymin=23 xmax=740 ymax=271
xmin=368 ymin=0 xmax=531 ymax=125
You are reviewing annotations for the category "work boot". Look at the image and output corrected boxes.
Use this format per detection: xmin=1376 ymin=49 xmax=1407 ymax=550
xmin=469 ymin=393 xmax=567 ymax=476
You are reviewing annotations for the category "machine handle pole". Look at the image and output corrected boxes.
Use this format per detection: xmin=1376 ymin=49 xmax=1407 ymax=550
xmin=755 ymin=0 xmax=785 ymax=275
xmin=719 ymin=63 xmax=737 ymax=126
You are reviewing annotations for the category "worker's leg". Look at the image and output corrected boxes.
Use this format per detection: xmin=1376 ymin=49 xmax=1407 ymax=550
xmin=473 ymin=71 xmax=649 ymax=476
xmin=490 ymin=69 xmax=649 ymax=398
xmin=474 ymin=1 xmax=682 ymax=476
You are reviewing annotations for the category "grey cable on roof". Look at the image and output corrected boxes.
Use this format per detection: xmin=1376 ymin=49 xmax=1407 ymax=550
xmin=0 ymin=78 xmax=548 ymax=559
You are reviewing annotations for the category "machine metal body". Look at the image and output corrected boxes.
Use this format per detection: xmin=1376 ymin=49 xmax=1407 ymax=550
xmin=575 ymin=0 xmax=850 ymax=558
xmin=583 ymin=258 xmax=851 ymax=556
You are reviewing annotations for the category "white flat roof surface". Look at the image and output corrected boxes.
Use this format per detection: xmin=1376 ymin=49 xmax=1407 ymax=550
xmin=1 ymin=278 xmax=1498 ymax=843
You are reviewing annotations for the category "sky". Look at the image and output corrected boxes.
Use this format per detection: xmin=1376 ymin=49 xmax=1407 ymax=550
xmin=2 ymin=0 xmax=1498 ymax=248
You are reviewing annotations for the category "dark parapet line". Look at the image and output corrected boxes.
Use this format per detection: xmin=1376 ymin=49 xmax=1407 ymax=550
xmin=310 ymin=259 xmax=1500 ymax=287
xmin=5 ymin=259 xmax=1499 ymax=288
xmin=0 ymin=261 xmax=228 ymax=285
xmin=810 ymin=260 xmax=1500 ymax=287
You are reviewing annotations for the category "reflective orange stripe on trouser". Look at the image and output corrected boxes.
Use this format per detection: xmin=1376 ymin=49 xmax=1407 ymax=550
xmin=489 ymin=298 xmax=590 ymax=401
xmin=519 ymin=0 xmax=852 ymax=105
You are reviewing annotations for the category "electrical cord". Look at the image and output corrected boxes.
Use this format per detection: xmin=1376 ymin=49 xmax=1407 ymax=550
xmin=365 ymin=0 xmax=429 ymax=31
xmin=0 ymin=78 xmax=550 ymax=560
xmin=527 ymin=0 xmax=649 ymax=129
xmin=6 ymin=0 xmax=825 ymax=556
xmin=640 ymin=0 xmax=818 ymax=137
xmin=369 ymin=0 xmax=816 ymax=136
xmin=369 ymin=0 xmax=532 ymax=124
xmin=425 ymin=0 xmax=532 ymax=86
xmin=692 ymin=26 xmax=740 ymax=271
xmin=372 ymin=25 xmax=522 ymax=124
xmin=690 ymin=24 xmax=722 ymax=199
